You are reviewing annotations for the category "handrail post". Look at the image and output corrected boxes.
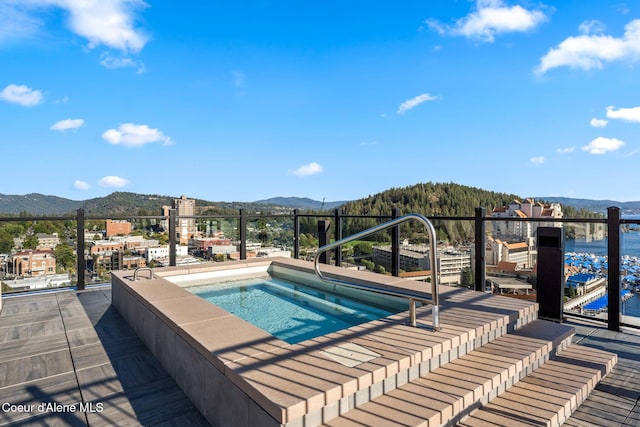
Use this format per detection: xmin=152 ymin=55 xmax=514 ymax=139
xmin=293 ymin=209 xmax=300 ymax=259
xmin=334 ymin=209 xmax=342 ymax=267
xmin=239 ymin=209 xmax=247 ymax=260
xmin=169 ymin=209 xmax=177 ymax=266
xmin=318 ymin=220 xmax=330 ymax=264
xmin=607 ymin=206 xmax=621 ymax=331
xmin=474 ymin=207 xmax=486 ymax=292
xmin=76 ymin=208 xmax=86 ymax=290
xmin=391 ymin=207 xmax=401 ymax=277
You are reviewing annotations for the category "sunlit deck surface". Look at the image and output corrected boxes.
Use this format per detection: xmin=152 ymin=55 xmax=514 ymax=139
xmin=1 ymin=286 xmax=639 ymax=426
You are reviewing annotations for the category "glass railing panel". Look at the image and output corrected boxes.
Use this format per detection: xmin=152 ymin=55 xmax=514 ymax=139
xmin=621 ymin=216 xmax=640 ymax=326
xmin=1 ymin=217 xmax=78 ymax=294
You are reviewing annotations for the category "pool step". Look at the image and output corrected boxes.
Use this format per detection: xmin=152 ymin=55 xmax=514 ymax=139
xmin=321 ymin=320 xmax=616 ymax=427
xmin=457 ymin=344 xmax=617 ymax=427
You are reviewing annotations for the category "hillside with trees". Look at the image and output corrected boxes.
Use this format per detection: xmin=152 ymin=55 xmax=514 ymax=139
xmin=332 ymin=182 xmax=602 ymax=244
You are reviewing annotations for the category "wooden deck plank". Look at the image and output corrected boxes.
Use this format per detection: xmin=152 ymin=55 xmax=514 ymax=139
xmin=0 ymin=288 xmax=210 ymax=426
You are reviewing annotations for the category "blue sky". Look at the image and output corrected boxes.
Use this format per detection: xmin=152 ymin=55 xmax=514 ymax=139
xmin=1 ymin=1 xmax=639 ymax=203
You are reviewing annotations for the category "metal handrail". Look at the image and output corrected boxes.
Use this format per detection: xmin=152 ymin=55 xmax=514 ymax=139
xmin=313 ymin=213 xmax=441 ymax=331
xmin=133 ymin=267 xmax=154 ymax=281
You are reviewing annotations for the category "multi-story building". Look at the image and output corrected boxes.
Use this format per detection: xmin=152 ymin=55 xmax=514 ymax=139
xmin=161 ymin=195 xmax=198 ymax=245
xmin=373 ymin=244 xmax=471 ymax=285
xmin=438 ymin=250 xmax=472 ymax=285
xmin=145 ymin=245 xmax=188 ymax=263
xmin=491 ymin=198 xmax=562 ymax=240
xmin=484 ymin=236 xmax=537 ymax=270
xmin=373 ymin=245 xmax=430 ymax=272
xmin=11 ymin=250 xmax=56 ymax=277
xmin=35 ymin=233 xmax=60 ymax=251
xmin=106 ymin=219 xmax=133 ymax=237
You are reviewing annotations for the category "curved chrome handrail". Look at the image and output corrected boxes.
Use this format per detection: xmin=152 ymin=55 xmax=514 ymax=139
xmin=313 ymin=213 xmax=440 ymax=331
xmin=133 ymin=267 xmax=154 ymax=281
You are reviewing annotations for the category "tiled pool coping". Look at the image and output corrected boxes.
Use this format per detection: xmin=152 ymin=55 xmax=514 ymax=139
xmin=111 ymin=257 xmax=538 ymax=427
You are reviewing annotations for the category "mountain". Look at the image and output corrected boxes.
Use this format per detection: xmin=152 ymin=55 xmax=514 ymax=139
xmin=537 ymin=197 xmax=640 ymax=215
xmin=0 ymin=193 xmax=83 ymax=215
xmin=0 ymin=192 xmax=338 ymax=216
xmin=254 ymin=197 xmax=346 ymax=210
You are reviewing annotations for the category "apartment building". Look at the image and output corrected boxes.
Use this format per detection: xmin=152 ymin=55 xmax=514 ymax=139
xmin=484 ymin=236 xmax=537 ymax=269
xmin=161 ymin=195 xmax=198 ymax=245
xmin=35 ymin=233 xmax=60 ymax=251
xmin=11 ymin=250 xmax=56 ymax=277
xmin=491 ymin=198 xmax=562 ymax=240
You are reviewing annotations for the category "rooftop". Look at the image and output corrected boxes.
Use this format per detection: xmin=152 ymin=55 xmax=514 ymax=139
xmin=1 ymin=284 xmax=639 ymax=426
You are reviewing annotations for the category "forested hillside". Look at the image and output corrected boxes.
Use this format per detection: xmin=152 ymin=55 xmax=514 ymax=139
xmin=333 ymin=182 xmax=601 ymax=243
xmin=342 ymin=182 xmax=519 ymax=217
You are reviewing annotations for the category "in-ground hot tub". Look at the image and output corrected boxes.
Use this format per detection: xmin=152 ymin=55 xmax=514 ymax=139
xmin=111 ymin=257 xmax=471 ymax=427
xmin=177 ymin=268 xmax=408 ymax=344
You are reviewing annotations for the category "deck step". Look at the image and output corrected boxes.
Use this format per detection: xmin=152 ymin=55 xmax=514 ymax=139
xmin=322 ymin=320 xmax=575 ymax=427
xmin=457 ymin=344 xmax=617 ymax=427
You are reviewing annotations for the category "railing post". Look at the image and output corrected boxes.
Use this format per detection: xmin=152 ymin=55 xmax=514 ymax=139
xmin=293 ymin=209 xmax=300 ymax=259
xmin=240 ymin=209 xmax=247 ymax=260
xmin=318 ymin=220 xmax=330 ymax=264
xmin=334 ymin=209 xmax=342 ymax=267
xmin=76 ymin=208 xmax=86 ymax=290
xmin=169 ymin=208 xmax=177 ymax=266
xmin=607 ymin=206 xmax=621 ymax=331
xmin=391 ymin=207 xmax=401 ymax=277
xmin=474 ymin=207 xmax=486 ymax=292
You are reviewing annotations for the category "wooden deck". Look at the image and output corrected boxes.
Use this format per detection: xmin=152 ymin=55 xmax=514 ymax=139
xmin=1 ymin=286 xmax=639 ymax=426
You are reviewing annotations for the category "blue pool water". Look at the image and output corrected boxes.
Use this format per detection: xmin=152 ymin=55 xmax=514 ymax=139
xmin=187 ymin=277 xmax=406 ymax=344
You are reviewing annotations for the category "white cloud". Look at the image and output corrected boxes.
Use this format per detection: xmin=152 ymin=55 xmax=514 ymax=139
xmin=530 ymin=156 xmax=545 ymax=165
xmin=606 ymin=105 xmax=640 ymax=123
xmin=590 ymin=118 xmax=608 ymax=128
xmin=51 ymin=118 xmax=84 ymax=131
xmin=290 ymin=162 xmax=323 ymax=177
xmin=581 ymin=137 xmax=624 ymax=154
xmin=578 ymin=20 xmax=606 ymax=35
xmin=102 ymin=123 xmax=173 ymax=147
xmin=0 ymin=84 xmax=43 ymax=106
xmin=557 ymin=146 xmax=576 ymax=154
xmin=426 ymin=0 xmax=547 ymax=43
xmin=98 ymin=176 xmax=130 ymax=188
xmin=73 ymin=180 xmax=90 ymax=190
xmin=100 ymin=53 xmax=145 ymax=73
xmin=1 ymin=1 xmax=148 ymax=53
xmin=397 ymin=93 xmax=439 ymax=115
xmin=536 ymin=19 xmax=640 ymax=75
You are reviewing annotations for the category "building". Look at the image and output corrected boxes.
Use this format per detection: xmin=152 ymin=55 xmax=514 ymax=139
xmin=34 ymin=233 xmax=60 ymax=251
xmin=491 ymin=198 xmax=562 ymax=240
xmin=162 ymin=196 xmax=198 ymax=245
xmin=438 ymin=250 xmax=472 ymax=285
xmin=11 ymin=250 xmax=56 ymax=277
xmin=146 ymin=245 xmax=188 ymax=263
xmin=373 ymin=244 xmax=471 ymax=285
xmin=106 ymin=219 xmax=133 ymax=237
xmin=174 ymin=195 xmax=197 ymax=244
xmin=373 ymin=245 xmax=430 ymax=272
xmin=484 ymin=236 xmax=537 ymax=270
xmin=89 ymin=241 xmax=124 ymax=255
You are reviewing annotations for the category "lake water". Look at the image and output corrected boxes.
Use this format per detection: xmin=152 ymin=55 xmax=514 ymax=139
xmin=565 ymin=231 xmax=640 ymax=258
xmin=565 ymin=230 xmax=640 ymax=319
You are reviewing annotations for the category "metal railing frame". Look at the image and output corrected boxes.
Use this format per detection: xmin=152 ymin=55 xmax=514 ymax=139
xmin=0 ymin=206 xmax=636 ymax=332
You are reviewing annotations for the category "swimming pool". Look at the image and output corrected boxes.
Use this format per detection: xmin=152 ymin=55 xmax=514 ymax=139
xmin=187 ymin=276 xmax=406 ymax=344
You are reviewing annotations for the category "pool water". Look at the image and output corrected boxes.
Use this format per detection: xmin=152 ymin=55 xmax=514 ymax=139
xmin=187 ymin=277 xmax=406 ymax=344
